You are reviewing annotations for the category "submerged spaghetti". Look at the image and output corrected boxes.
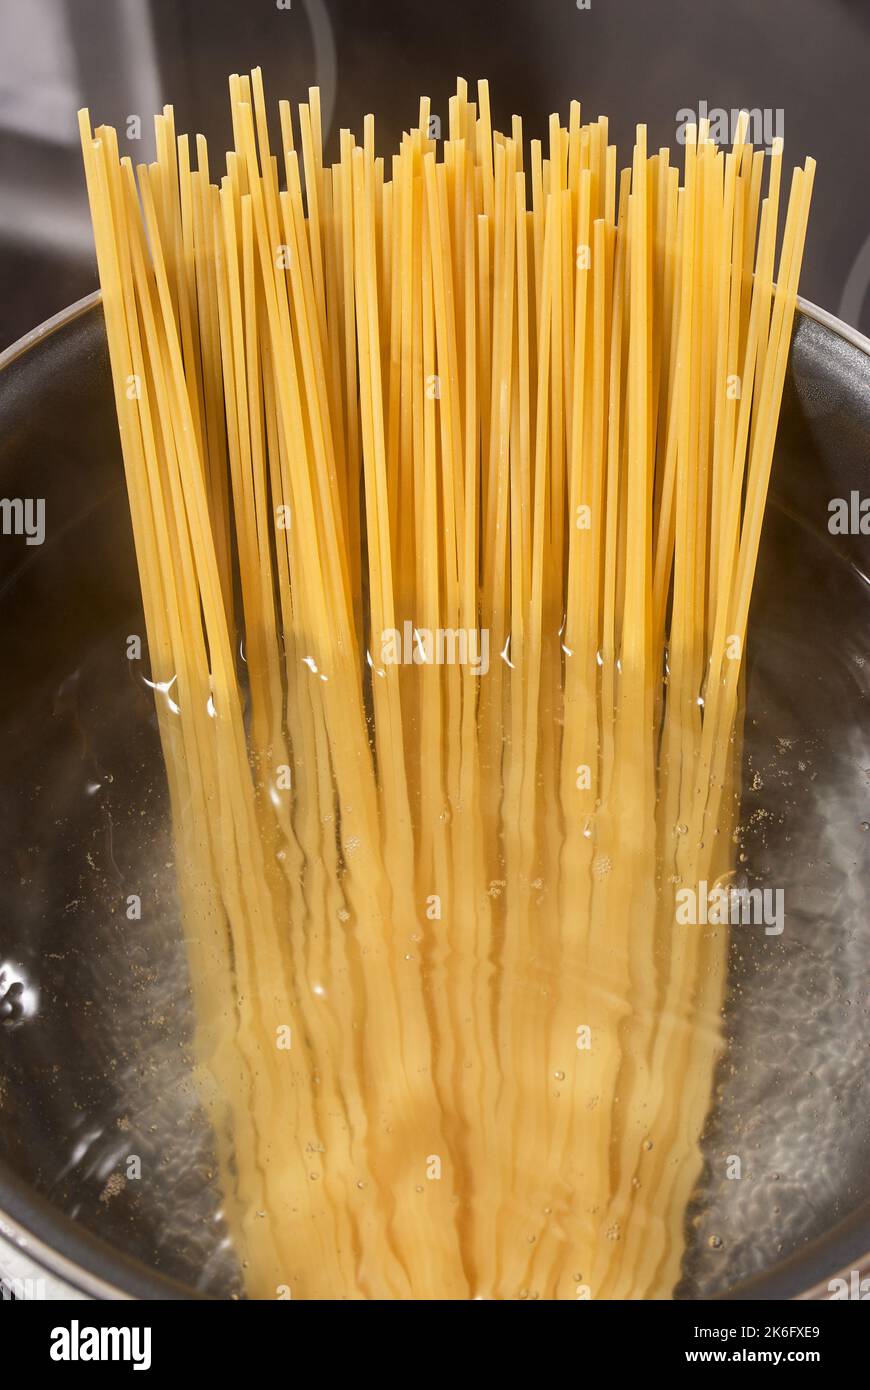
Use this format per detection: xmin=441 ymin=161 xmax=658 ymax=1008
xmin=78 ymin=73 xmax=813 ymax=1299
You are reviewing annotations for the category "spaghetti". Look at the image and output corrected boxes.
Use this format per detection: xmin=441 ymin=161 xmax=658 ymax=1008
xmin=78 ymin=74 xmax=813 ymax=1299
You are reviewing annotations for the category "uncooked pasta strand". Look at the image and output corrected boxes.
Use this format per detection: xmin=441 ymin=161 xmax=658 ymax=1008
xmin=79 ymin=78 xmax=811 ymax=1300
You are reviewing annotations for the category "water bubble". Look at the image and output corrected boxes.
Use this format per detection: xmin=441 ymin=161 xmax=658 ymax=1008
xmin=592 ymin=854 xmax=611 ymax=879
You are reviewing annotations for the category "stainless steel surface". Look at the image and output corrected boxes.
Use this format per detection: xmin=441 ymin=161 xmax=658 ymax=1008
xmin=0 ymin=1220 xmax=98 ymax=1301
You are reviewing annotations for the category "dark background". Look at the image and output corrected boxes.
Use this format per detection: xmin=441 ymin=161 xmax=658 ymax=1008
xmin=2 ymin=0 xmax=870 ymax=349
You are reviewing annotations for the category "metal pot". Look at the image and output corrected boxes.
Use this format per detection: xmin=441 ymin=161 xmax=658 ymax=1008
xmin=0 ymin=294 xmax=868 ymax=1300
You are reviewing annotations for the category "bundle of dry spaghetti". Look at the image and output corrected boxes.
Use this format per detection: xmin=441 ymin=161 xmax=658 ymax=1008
xmin=78 ymin=72 xmax=812 ymax=1299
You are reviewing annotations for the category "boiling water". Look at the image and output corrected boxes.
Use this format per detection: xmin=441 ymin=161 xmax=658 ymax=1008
xmin=0 ymin=611 xmax=242 ymax=1295
xmin=681 ymin=497 xmax=870 ymax=1296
